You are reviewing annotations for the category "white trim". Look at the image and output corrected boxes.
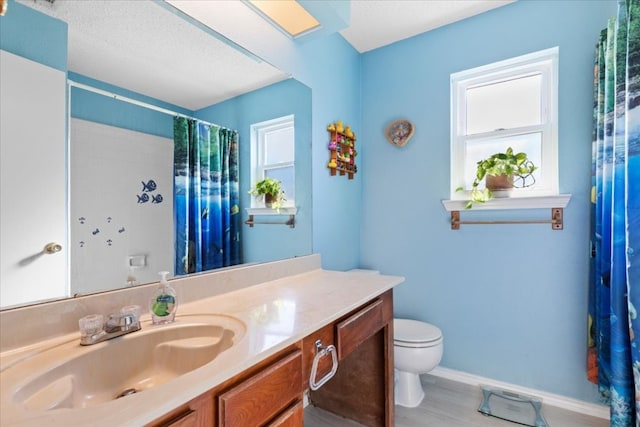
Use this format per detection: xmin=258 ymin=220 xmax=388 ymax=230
xmin=69 ymin=80 xmax=179 ymax=116
xmin=451 ymin=47 xmax=560 ymax=82
xmin=245 ymin=207 xmax=297 ymax=216
xmin=430 ymin=366 xmax=609 ymax=420
xmin=442 ymin=194 xmax=571 ymax=211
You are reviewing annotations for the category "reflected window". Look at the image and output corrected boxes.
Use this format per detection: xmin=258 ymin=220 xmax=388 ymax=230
xmin=251 ymin=115 xmax=295 ymax=207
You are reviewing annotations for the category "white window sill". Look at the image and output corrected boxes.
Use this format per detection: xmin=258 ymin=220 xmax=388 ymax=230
xmin=245 ymin=207 xmax=298 ymax=216
xmin=441 ymin=194 xmax=571 ymax=211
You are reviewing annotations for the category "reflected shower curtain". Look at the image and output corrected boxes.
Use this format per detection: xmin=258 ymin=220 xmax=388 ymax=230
xmin=588 ymin=1 xmax=640 ymax=425
xmin=173 ymin=117 xmax=241 ymax=276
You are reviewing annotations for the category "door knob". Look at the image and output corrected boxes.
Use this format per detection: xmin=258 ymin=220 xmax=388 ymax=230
xmin=44 ymin=242 xmax=62 ymax=254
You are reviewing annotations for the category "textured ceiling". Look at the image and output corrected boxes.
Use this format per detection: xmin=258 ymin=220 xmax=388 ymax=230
xmin=17 ymin=0 xmax=289 ymax=111
xmin=17 ymin=0 xmax=514 ymax=110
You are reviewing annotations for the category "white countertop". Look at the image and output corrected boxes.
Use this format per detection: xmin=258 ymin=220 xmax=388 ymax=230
xmin=0 ymin=267 xmax=404 ymax=427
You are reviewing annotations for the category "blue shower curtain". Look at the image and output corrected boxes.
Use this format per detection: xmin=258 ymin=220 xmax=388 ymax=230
xmin=588 ymin=0 xmax=640 ymax=425
xmin=173 ymin=117 xmax=241 ymax=276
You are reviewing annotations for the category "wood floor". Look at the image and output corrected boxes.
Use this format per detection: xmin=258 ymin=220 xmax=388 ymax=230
xmin=304 ymin=374 xmax=609 ymax=427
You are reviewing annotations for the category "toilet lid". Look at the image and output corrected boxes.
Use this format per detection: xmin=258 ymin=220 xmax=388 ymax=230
xmin=394 ymin=318 xmax=442 ymax=344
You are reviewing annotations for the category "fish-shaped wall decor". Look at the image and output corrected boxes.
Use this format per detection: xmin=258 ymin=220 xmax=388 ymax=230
xmin=142 ymin=179 xmax=157 ymax=192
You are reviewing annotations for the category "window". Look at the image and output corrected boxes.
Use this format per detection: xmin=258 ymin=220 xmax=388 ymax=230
xmin=450 ymin=47 xmax=559 ymax=200
xmin=250 ymin=115 xmax=295 ymax=207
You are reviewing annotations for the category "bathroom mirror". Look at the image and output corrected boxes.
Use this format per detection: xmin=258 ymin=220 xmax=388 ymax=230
xmin=0 ymin=0 xmax=312 ymax=309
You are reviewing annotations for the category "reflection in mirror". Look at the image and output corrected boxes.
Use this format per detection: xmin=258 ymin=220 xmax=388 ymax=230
xmin=0 ymin=0 xmax=313 ymax=309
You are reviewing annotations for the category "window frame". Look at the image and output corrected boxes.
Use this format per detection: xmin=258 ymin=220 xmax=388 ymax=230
xmin=450 ymin=47 xmax=559 ymax=201
xmin=250 ymin=114 xmax=295 ymax=208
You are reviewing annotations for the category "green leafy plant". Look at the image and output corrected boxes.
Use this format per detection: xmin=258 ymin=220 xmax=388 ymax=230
xmin=248 ymin=177 xmax=285 ymax=210
xmin=456 ymin=147 xmax=537 ymax=209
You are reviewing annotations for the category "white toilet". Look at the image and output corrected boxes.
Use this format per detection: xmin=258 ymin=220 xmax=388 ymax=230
xmin=394 ymin=318 xmax=443 ymax=408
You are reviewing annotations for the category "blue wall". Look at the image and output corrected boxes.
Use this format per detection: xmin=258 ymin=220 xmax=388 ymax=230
xmin=0 ymin=0 xmax=66 ymax=70
xmin=358 ymin=0 xmax=615 ymax=403
xmin=198 ymin=79 xmax=313 ymax=263
xmin=298 ymin=33 xmax=363 ymax=271
xmin=241 ymin=31 xmax=363 ymax=271
xmin=251 ymin=0 xmax=615 ymax=401
xmin=69 ymin=73 xmax=191 ymax=139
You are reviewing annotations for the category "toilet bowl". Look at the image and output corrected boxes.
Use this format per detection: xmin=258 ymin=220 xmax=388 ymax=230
xmin=394 ymin=318 xmax=443 ymax=408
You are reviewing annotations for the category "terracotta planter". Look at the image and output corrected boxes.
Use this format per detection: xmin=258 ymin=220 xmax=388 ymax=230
xmin=485 ymin=174 xmax=513 ymax=198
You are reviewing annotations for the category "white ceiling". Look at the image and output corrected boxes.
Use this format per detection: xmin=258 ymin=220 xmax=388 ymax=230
xmin=341 ymin=0 xmax=514 ymax=53
xmin=17 ymin=0 xmax=513 ymax=110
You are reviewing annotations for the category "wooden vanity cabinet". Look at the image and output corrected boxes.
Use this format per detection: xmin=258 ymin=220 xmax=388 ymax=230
xmin=148 ymin=290 xmax=394 ymax=427
xmin=267 ymin=401 xmax=304 ymax=426
xmin=307 ymin=289 xmax=394 ymax=427
xmin=147 ymin=392 xmax=214 ymax=427
xmin=217 ymin=349 xmax=303 ymax=427
xmin=147 ymin=345 xmax=303 ymax=427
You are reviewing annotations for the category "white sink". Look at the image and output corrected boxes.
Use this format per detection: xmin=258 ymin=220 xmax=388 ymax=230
xmin=1 ymin=314 xmax=245 ymax=412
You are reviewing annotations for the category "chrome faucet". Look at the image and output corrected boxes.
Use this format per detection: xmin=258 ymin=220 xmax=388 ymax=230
xmin=79 ymin=305 xmax=141 ymax=345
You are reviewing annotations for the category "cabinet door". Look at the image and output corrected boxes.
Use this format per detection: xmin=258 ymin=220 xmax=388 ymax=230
xmin=336 ymin=298 xmax=384 ymax=360
xmin=218 ymin=350 xmax=302 ymax=427
xmin=147 ymin=392 xmax=213 ymax=427
xmin=0 ymin=50 xmax=67 ymax=308
xmin=310 ymin=291 xmax=395 ymax=427
xmin=267 ymin=401 xmax=303 ymax=427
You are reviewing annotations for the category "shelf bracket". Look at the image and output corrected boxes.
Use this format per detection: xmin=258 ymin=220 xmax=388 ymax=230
xmin=244 ymin=214 xmax=295 ymax=228
xmin=451 ymin=208 xmax=563 ymax=230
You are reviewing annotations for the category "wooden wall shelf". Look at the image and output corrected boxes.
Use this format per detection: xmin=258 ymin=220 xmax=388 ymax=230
xmin=327 ymin=121 xmax=357 ymax=179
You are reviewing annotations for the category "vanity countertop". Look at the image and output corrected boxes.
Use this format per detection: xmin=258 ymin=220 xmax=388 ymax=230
xmin=0 ymin=266 xmax=404 ymax=427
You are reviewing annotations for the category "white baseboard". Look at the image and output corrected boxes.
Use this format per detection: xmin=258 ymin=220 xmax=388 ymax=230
xmin=429 ymin=366 xmax=609 ymax=420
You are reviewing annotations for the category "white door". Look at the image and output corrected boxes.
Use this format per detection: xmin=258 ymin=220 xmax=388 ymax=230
xmin=1 ymin=50 xmax=67 ymax=308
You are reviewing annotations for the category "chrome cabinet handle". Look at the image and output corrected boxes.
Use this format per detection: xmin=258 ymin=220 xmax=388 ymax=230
xmin=309 ymin=339 xmax=338 ymax=391
xmin=44 ymin=242 xmax=62 ymax=254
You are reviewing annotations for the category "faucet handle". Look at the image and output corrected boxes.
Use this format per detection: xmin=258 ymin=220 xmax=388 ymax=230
xmin=79 ymin=306 xmax=142 ymax=345
xmin=105 ymin=313 xmax=123 ymax=332
xmin=79 ymin=314 xmax=104 ymax=339
xmin=104 ymin=305 xmax=140 ymax=332
xmin=120 ymin=305 xmax=141 ymax=329
xmin=120 ymin=305 xmax=140 ymax=320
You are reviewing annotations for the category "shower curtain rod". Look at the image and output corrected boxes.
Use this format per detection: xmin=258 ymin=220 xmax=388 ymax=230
xmin=67 ymin=80 xmax=227 ymax=129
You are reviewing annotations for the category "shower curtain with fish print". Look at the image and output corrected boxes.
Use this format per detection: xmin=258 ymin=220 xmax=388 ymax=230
xmin=588 ymin=0 xmax=640 ymax=425
xmin=173 ymin=117 xmax=241 ymax=276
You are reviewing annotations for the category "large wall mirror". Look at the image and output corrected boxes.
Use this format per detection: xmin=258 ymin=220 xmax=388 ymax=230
xmin=0 ymin=0 xmax=312 ymax=309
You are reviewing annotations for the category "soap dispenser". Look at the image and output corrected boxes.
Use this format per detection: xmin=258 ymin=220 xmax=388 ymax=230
xmin=150 ymin=271 xmax=177 ymax=325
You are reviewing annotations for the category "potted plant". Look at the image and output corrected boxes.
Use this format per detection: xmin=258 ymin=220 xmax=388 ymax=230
xmin=249 ymin=177 xmax=285 ymax=210
xmin=457 ymin=147 xmax=537 ymax=209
